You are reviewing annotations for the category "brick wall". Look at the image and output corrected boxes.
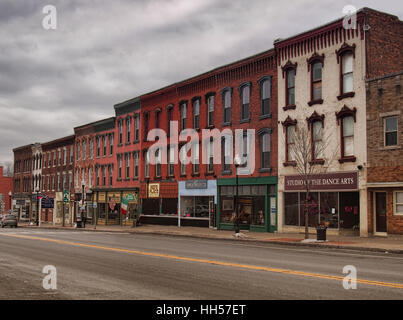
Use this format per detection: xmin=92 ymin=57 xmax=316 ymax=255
xmin=0 ymin=166 xmax=13 ymax=213
xmin=365 ymin=8 xmax=403 ymax=79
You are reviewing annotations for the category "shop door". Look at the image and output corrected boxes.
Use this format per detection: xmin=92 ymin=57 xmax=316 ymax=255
xmin=209 ymin=199 xmax=216 ymax=228
xmin=374 ymin=192 xmax=387 ymax=234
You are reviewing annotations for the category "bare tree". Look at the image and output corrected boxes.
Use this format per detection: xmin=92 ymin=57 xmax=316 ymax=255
xmin=287 ymin=123 xmax=339 ymax=239
xmin=1 ymin=161 xmax=13 ymax=177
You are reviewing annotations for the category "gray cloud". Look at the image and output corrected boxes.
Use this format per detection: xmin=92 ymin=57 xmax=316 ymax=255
xmin=0 ymin=0 xmax=402 ymax=162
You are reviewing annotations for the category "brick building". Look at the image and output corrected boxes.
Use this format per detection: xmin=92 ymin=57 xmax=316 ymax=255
xmin=274 ymin=8 xmax=402 ymax=237
xmin=12 ymin=144 xmax=33 ymax=221
xmin=0 ymin=166 xmax=13 ymax=214
xmin=121 ymin=48 xmax=279 ymax=231
xmin=41 ymin=135 xmax=75 ymax=225
xmin=366 ymin=72 xmax=403 ymax=235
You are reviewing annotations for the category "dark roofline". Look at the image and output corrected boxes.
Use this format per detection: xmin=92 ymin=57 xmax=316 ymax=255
xmin=274 ymin=7 xmax=401 ymax=47
xmin=73 ymin=116 xmax=116 ymax=131
xmin=41 ymin=134 xmax=75 ymax=147
xmin=12 ymin=143 xmax=34 ymax=152
xmin=115 ymin=48 xmax=275 ymax=104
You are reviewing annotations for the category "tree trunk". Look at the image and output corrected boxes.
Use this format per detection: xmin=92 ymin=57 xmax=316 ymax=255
xmin=305 ymin=192 xmax=309 ymax=239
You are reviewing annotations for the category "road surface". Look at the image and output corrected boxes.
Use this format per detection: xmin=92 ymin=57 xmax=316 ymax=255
xmin=0 ymin=228 xmax=402 ymax=299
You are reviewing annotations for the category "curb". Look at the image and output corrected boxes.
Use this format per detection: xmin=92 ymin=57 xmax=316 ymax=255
xmin=17 ymin=225 xmax=403 ymax=255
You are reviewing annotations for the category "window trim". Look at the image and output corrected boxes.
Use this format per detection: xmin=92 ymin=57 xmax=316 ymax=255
xmin=383 ymin=116 xmax=398 ymax=147
xmin=281 ymin=60 xmax=297 ymax=111
xmin=336 ymin=43 xmax=356 ymax=100
xmin=191 ymin=97 xmax=201 ymax=130
xmin=221 ymin=87 xmax=232 ymax=125
xmin=307 ymin=53 xmax=325 ymax=106
xmin=307 ymin=111 xmax=325 ymax=164
xmin=258 ymin=128 xmax=272 ymax=172
xmin=258 ymin=76 xmax=272 ymax=117
xmin=394 ymin=191 xmax=403 ymax=216
xmin=239 ymin=82 xmax=251 ymax=122
xmin=336 ymin=105 xmax=357 ymax=163
xmin=281 ymin=116 xmax=297 ymax=166
xmin=205 ymin=92 xmax=215 ymax=128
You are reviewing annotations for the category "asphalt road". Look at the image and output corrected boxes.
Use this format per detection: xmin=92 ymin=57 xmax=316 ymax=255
xmin=0 ymin=228 xmax=402 ymax=300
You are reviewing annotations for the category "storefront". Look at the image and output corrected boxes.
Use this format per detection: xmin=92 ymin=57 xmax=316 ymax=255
xmin=140 ymin=181 xmax=178 ymax=225
xmin=178 ymin=180 xmax=217 ymax=228
xmin=92 ymin=189 xmax=140 ymax=226
xmin=15 ymin=198 xmax=30 ymax=222
xmin=282 ymin=171 xmax=360 ymax=234
xmin=217 ymin=177 xmax=277 ymax=233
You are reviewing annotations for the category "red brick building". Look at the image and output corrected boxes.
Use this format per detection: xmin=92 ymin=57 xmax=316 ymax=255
xmin=12 ymin=144 xmax=33 ymax=221
xmin=0 ymin=166 xmax=13 ymax=214
xmin=125 ymin=48 xmax=278 ymax=231
xmin=366 ymin=72 xmax=403 ymax=235
xmin=41 ymin=135 xmax=75 ymax=225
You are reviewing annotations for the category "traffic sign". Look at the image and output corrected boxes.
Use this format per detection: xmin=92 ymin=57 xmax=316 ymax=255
xmin=63 ymin=190 xmax=69 ymax=203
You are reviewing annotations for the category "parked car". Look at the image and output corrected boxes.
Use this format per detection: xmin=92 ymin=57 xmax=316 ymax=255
xmin=1 ymin=214 xmax=18 ymax=228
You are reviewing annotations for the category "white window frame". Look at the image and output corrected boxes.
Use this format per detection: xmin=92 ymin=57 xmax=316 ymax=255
xmin=394 ymin=191 xmax=403 ymax=216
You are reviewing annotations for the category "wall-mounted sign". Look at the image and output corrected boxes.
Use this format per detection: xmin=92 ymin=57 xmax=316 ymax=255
xmin=98 ymin=192 xmax=106 ymax=203
xmin=284 ymin=172 xmax=358 ymax=191
xmin=148 ymin=183 xmax=160 ymax=198
xmin=185 ymin=180 xmax=208 ymax=189
xmin=123 ymin=192 xmax=138 ymax=204
xmin=41 ymin=197 xmax=54 ymax=209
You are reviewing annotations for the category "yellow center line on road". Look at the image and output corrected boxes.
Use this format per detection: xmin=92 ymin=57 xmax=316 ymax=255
xmin=1 ymin=232 xmax=403 ymax=290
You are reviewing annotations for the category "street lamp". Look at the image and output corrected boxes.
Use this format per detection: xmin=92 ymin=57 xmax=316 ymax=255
xmin=234 ymin=155 xmax=241 ymax=235
xmin=8 ymin=191 xmax=12 ymax=214
xmin=35 ymin=187 xmax=40 ymax=226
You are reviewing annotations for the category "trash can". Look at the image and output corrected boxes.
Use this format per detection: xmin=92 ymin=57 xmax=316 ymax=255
xmin=316 ymin=226 xmax=327 ymax=241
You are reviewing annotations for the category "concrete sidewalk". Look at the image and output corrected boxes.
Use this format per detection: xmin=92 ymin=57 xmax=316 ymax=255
xmin=17 ymin=222 xmax=403 ymax=254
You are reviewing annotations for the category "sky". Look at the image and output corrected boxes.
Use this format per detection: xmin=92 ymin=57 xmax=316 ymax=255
xmin=0 ymin=0 xmax=401 ymax=164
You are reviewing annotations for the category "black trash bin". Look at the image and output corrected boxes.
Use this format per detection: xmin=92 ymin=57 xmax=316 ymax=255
xmin=316 ymin=226 xmax=327 ymax=241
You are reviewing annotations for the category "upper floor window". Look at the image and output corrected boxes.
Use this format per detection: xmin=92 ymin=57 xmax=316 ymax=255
xmin=239 ymin=83 xmax=250 ymax=121
xmin=193 ymin=99 xmax=200 ymax=130
xmin=260 ymin=131 xmax=271 ymax=169
xmin=384 ymin=116 xmax=398 ymax=147
xmin=118 ymin=154 xmax=122 ymax=179
xmin=58 ymin=149 xmax=62 ymax=165
xmin=118 ymin=119 xmax=123 ymax=144
xmin=282 ymin=116 xmax=297 ymax=165
xmin=221 ymin=135 xmax=232 ymax=173
xmin=155 ymin=109 xmax=161 ymax=129
xmin=63 ymin=147 xmax=67 ymax=165
xmin=312 ymin=121 xmax=324 ymax=160
xmin=88 ymin=168 xmax=92 ymax=188
xmin=53 ymin=150 xmax=57 ymax=166
xmin=167 ymin=106 xmax=173 ymax=137
xmin=336 ymin=105 xmax=356 ymax=162
xmin=102 ymin=166 xmax=106 ymax=186
xmin=307 ymin=53 xmax=324 ymax=105
xmin=70 ymin=146 xmax=73 ymax=164
xmin=192 ymin=144 xmax=199 ymax=174
xmin=76 ymin=144 xmax=80 ymax=161
xmin=336 ymin=43 xmax=356 ymax=100
xmin=207 ymin=140 xmax=214 ymax=173
xmin=180 ymin=146 xmax=187 ymax=176
xmin=143 ymin=112 xmax=149 ymax=141
xmin=155 ymin=149 xmax=161 ymax=177
xmin=287 ymin=69 xmax=295 ymax=106
xmin=109 ymin=134 xmax=114 ymax=155
xmin=342 ymin=53 xmax=353 ymax=94
xmin=109 ymin=165 xmax=113 ymax=186
xmin=96 ymin=137 xmax=100 ymax=157
xmin=180 ymin=102 xmax=187 ymax=131
xmin=222 ymin=88 xmax=232 ymax=124
xmin=207 ymin=94 xmax=215 ymax=127
xmin=82 ymin=141 xmax=86 ymax=160
xmin=133 ymin=152 xmax=139 ymax=178
xmin=168 ymin=146 xmax=174 ymax=176
xmin=103 ymin=135 xmax=107 ymax=156
xmin=134 ymin=114 xmax=140 ymax=142
xmin=126 ymin=117 xmax=131 ymax=143
xmin=144 ymin=151 xmax=150 ymax=178
xmin=259 ymin=77 xmax=271 ymax=116
xmin=125 ymin=153 xmax=130 ymax=179
xmin=89 ymin=139 xmax=93 ymax=159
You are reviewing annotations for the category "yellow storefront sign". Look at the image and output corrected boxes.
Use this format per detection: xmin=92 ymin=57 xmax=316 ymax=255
xmin=148 ymin=183 xmax=160 ymax=198
xmin=98 ymin=192 xmax=106 ymax=203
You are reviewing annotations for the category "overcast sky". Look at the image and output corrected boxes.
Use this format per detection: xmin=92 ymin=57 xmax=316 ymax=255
xmin=0 ymin=0 xmax=401 ymax=164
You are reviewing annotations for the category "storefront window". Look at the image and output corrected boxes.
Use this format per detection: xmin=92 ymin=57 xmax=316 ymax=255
xmin=180 ymin=196 xmax=210 ymax=218
xmin=251 ymin=196 xmax=265 ymax=225
xmin=220 ymin=196 xmax=234 ymax=223
xmin=98 ymin=203 xmax=106 ymax=219
xmin=339 ymin=192 xmax=359 ymax=229
xmin=319 ymin=192 xmax=338 ymax=228
xmin=300 ymin=192 xmax=319 ymax=227
xmin=284 ymin=192 xmax=299 ymax=226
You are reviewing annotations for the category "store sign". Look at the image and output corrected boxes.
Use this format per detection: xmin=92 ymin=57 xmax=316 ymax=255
xmin=284 ymin=172 xmax=358 ymax=191
xmin=148 ymin=183 xmax=160 ymax=198
xmin=123 ymin=192 xmax=138 ymax=204
xmin=185 ymin=180 xmax=208 ymax=189
xmin=98 ymin=192 xmax=106 ymax=203
xmin=41 ymin=197 xmax=54 ymax=209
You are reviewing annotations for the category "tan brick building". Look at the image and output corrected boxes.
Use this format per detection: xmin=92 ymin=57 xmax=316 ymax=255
xmin=366 ymin=72 xmax=403 ymax=235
